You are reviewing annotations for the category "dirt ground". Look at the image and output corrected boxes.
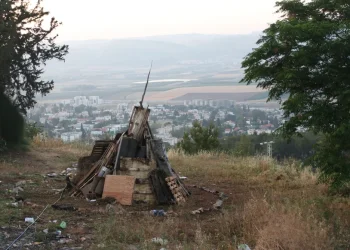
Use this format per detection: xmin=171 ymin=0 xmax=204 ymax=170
xmin=0 ymin=146 xmax=244 ymax=250
xmin=2 ymin=145 xmax=349 ymax=249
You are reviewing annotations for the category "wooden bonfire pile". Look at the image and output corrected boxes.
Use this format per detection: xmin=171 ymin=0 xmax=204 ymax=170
xmin=70 ymin=104 xmax=190 ymax=205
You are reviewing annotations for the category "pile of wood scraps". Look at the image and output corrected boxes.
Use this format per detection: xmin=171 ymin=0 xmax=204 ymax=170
xmin=69 ymin=105 xmax=190 ymax=206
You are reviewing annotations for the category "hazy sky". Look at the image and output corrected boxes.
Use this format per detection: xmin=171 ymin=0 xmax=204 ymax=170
xmin=40 ymin=0 xmax=280 ymax=41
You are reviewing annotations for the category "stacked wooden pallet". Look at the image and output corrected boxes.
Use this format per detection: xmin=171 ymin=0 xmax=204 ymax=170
xmin=71 ymin=141 xmax=118 ymax=197
xmin=165 ymin=176 xmax=186 ymax=203
xmin=90 ymin=140 xmax=111 ymax=158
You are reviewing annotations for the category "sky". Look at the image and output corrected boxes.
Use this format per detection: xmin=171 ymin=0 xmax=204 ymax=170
xmin=38 ymin=0 xmax=280 ymax=41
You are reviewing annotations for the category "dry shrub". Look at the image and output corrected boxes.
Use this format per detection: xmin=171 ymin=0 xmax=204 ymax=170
xmin=32 ymin=135 xmax=64 ymax=148
xmin=255 ymin=212 xmax=331 ymax=250
xmin=32 ymin=135 xmax=91 ymax=157
xmin=240 ymin=198 xmax=332 ymax=250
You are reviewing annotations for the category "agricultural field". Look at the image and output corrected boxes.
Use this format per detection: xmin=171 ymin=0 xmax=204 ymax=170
xmin=1 ymin=140 xmax=349 ymax=249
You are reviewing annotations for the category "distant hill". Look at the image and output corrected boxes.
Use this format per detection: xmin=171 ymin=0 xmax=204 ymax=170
xmin=45 ymin=33 xmax=261 ymax=73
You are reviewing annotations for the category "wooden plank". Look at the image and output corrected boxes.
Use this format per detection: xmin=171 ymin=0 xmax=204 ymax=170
xmin=102 ymin=175 xmax=135 ymax=205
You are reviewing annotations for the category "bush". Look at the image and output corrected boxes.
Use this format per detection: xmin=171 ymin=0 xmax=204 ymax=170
xmin=0 ymin=138 xmax=7 ymax=153
xmin=0 ymin=92 xmax=25 ymax=147
xmin=24 ymin=122 xmax=43 ymax=140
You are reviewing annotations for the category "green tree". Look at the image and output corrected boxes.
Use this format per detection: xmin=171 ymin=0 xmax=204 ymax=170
xmin=234 ymin=135 xmax=254 ymax=156
xmin=74 ymin=105 xmax=86 ymax=114
xmin=241 ymin=0 xmax=350 ymax=188
xmin=81 ymin=123 xmax=86 ymax=141
xmin=179 ymin=121 xmax=219 ymax=154
xmin=0 ymin=92 xmax=24 ymax=146
xmin=0 ymin=0 xmax=68 ymax=113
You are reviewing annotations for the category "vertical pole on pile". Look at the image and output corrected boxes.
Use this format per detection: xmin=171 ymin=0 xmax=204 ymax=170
xmin=140 ymin=61 xmax=152 ymax=108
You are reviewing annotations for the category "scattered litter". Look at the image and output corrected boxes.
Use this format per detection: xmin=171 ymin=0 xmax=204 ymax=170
xmin=191 ymin=207 xmax=204 ymax=215
xmin=7 ymin=202 xmax=19 ymax=208
xmin=58 ymin=238 xmax=72 ymax=244
xmin=15 ymin=180 xmax=26 ymax=187
xmin=47 ymin=172 xmax=58 ymax=178
xmin=52 ymin=204 xmax=77 ymax=211
xmin=25 ymin=201 xmax=43 ymax=208
xmin=179 ymin=176 xmax=187 ymax=180
xmin=60 ymin=167 xmax=78 ymax=176
xmin=25 ymin=217 xmax=35 ymax=223
xmin=150 ymin=209 xmax=166 ymax=216
xmin=56 ymin=230 xmax=62 ymax=236
xmin=80 ymin=236 xmax=86 ymax=242
xmin=151 ymin=237 xmax=168 ymax=246
xmin=238 ymin=244 xmax=251 ymax=250
xmin=213 ymin=199 xmax=223 ymax=210
xmin=11 ymin=186 xmax=24 ymax=194
xmin=43 ymin=228 xmax=49 ymax=234
xmin=60 ymin=221 xmax=67 ymax=229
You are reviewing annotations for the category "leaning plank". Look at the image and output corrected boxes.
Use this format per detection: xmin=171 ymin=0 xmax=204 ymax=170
xmin=102 ymin=175 xmax=136 ymax=206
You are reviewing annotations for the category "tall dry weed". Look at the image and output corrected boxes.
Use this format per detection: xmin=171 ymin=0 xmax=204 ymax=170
xmin=240 ymin=198 xmax=331 ymax=250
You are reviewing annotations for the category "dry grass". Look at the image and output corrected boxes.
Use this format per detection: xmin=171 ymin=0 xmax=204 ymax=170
xmin=2 ymin=143 xmax=349 ymax=249
xmin=32 ymin=135 xmax=91 ymax=158
xmin=93 ymin=150 xmax=350 ymax=249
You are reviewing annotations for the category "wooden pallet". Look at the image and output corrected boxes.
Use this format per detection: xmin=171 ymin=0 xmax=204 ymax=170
xmin=166 ymin=177 xmax=186 ymax=203
xmin=91 ymin=140 xmax=112 ymax=157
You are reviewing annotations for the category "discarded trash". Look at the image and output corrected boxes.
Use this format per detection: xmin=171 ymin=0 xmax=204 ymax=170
xmin=60 ymin=167 xmax=78 ymax=176
xmin=59 ymin=238 xmax=72 ymax=244
xmin=56 ymin=230 xmax=62 ymax=236
xmin=7 ymin=202 xmax=19 ymax=208
xmin=191 ymin=207 xmax=204 ymax=215
xmin=52 ymin=204 xmax=77 ymax=211
xmin=11 ymin=187 xmax=24 ymax=194
xmin=179 ymin=176 xmax=187 ymax=180
xmin=150 ymin=209 xmax=166 ymax=216
xmin=213 ymin=199 xmax=223 ymax=210
xmin=25 ymin=201 xmax=42 ymax=208
xmin=43 ymin=228 xmax=49 ymax=234
xmin=25 ymin=217 xmax=35 ymax=223
xmin=238 ymin=244 xmax=251 ymax=250
xmin=47 ymin=173 xmax=57 ymax=178
xmin=60 ymin=221 xmax=67 ymax=229
xmin=151 ymin=237 xmax=168 ymax=246
xmin=15 ymin=180 xmax=26 ymax=187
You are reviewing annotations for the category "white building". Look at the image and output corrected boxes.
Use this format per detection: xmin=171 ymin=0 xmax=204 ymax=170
xmin=61 ymin=132 xmax=82 ymax=142
xmin=96 ymin=115 xmax=112 ymax=122
xmin=72 ymin=96 xmax=104 ymax=107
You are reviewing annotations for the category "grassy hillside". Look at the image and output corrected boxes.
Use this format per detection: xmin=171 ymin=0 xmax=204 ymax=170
xmin=0 ymin=141 xmax=349 ymax=249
